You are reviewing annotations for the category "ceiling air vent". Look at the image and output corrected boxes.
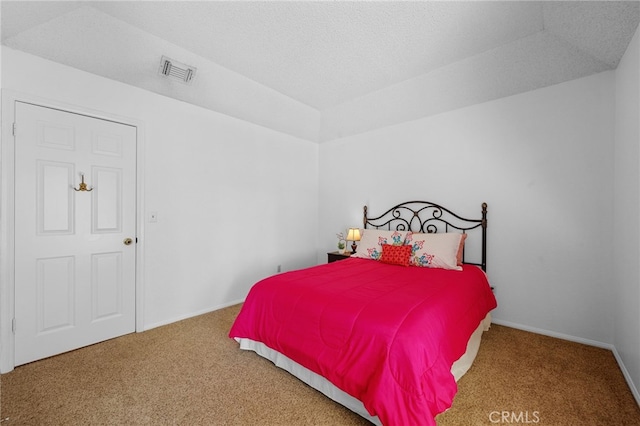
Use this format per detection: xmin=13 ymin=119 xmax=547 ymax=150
xmin=158 ymin=56 xmax=196 ymax=84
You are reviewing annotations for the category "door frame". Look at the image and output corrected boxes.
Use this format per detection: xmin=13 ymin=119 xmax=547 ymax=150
xmin=0 ymin=90 xmax=146 ymax=373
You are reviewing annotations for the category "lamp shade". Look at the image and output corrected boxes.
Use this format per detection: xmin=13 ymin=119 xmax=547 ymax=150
xmin=346 ymin=228 xmax=361 ymax=242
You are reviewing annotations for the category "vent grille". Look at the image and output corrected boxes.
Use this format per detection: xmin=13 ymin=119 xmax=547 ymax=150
xmin=159 ymin=56 xmax=196 ymax=84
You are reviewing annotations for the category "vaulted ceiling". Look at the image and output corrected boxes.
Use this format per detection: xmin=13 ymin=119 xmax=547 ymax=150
xmin=2 ymin=1 xmax=639 ymax=142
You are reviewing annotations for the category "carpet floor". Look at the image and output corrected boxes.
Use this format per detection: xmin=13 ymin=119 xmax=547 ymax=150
xmin=1 ymin=304 xmax=639 ymax=425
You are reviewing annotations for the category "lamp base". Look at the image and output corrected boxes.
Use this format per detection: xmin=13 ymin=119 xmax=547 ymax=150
xmin=351 ymin=242 xmax=358 ymax=254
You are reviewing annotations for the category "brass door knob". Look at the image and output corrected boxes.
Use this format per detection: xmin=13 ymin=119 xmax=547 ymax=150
xmin=123 ymin=238 xmax=133 ymax=246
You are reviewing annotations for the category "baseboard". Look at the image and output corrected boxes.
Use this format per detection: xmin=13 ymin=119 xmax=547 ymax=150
xmin=142 ymin=298 xmax=245 ymax=331
xmin=491 ymin=318 xmax=640 ymax=407
xmin=611 ymin=345 xmax=640 ymax=407
xmin=490 ymin=318 xmax=612 ymax=349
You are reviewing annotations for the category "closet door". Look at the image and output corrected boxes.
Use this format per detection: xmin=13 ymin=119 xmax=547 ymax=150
xmin=14 ymin=102 xmax=137 ymax=366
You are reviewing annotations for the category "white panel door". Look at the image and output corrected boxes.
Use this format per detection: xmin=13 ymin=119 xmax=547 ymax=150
xmin=14 ymin=102 xmax=136 ymax=366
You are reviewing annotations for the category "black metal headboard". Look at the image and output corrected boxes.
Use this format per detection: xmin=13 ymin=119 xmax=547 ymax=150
xmin=363 ymin=201 xmax=488 ymax=271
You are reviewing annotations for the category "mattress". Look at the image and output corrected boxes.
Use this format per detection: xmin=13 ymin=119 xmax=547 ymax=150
xmin=235 ymin=312 xmax=492 ymax=425
xmin=229 ymin=258 xmax=497 ymax=425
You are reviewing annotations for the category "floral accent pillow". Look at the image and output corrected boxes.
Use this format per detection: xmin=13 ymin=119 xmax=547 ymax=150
xmin=380 ymin=244 xmax=412 ymax=267
xmin=404 ymin=232 xmax=464 ymax=270
xmin=352 ymin=229 xmax=407 ymax=261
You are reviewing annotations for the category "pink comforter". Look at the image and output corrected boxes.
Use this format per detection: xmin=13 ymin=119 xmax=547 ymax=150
xmin=229 ymin=258 xmax=497 ymax=425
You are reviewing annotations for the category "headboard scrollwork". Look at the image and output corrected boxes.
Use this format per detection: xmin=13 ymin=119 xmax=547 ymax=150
xmin=363 ymin=201 xmax=487 ymax=271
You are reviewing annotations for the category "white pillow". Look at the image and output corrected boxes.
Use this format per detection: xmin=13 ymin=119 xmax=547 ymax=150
xmin=352 ymin=229 xmax=407 ymax=260
xmin=404 ymin=232 xmax=463 ymax=271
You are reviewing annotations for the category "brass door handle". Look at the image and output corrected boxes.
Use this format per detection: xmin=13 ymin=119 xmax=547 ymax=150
xmin=123 ymin=238 xmax=133 ymax=246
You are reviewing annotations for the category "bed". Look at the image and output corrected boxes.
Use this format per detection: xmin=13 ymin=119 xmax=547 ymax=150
xmin=229 ymin=201 xmax=497 ymax=425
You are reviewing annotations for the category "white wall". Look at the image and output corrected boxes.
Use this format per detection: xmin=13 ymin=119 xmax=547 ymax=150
xmin=614 ymin=26 xmax=640 ymax=400
xmin=1 ymin=47 xmax=319 ymax=331
xmin=319 ymin=71 xmax=615 ymax=344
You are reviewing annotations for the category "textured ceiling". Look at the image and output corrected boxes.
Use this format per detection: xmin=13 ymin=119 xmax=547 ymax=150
xmin=2 ymin=1 xmax=639 ymax=142
xmin=88 ymin=1 xmax=547 ymax=110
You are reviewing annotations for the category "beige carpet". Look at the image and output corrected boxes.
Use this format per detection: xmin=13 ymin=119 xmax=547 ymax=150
xmin=1 ymin=304 xmax=639 ymax=425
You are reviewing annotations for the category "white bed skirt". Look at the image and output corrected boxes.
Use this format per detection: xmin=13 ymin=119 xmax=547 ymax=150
xmin=235 ymin=313 xmax=492 ymax=425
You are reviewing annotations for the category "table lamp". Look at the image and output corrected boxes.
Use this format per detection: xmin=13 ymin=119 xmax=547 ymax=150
xmin=346 ymin=228 xmax=361 ymax=254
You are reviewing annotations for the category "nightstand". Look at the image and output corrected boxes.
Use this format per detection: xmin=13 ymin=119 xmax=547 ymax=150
xmin=327 ymin=251 xmax=352 ymax=263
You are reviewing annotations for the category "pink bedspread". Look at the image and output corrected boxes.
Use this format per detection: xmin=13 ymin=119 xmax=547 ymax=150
xmin=229 ymin=258 xmax=497 ymax=425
